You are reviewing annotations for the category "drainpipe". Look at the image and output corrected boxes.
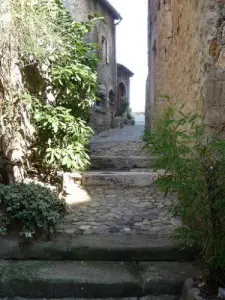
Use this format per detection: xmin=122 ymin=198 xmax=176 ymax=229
xmin=113 ymin=17 xmax=122 ymax=127
xmin=115 ymin=17 xmax=122 ymax=26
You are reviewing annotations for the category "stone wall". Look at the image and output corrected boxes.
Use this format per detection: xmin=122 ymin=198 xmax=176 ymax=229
xmin=117 ymin=64 xmax=132 ymax=106
xmin=63 ymin=0 xmax=118 ymax=134
xmin=90 ymin=106 xmax=113 ymax=134
xmin=116 ymin=64 xmax=133 ymax=119
xmin=146 ymin=0 xmax=225 ymax=137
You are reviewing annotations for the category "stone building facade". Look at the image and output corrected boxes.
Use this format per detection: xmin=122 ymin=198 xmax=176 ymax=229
xmin=146 ymin=0 xmax=225 ymax=137
xmin=116 ymin=64 xmax=134 ymax=117
xmin=63 ymin=0 xmax=133 ymax=133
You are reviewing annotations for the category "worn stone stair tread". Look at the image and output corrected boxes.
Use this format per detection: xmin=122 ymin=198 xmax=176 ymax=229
xmin=82 ymin=170 xmax=158 ymax=187
xmin=91 ymin=143 xmax=145 ymax=157
xmin=67 ymin=235 xmax=194 ymax=262
xmin=140 ymin=261 xmax=200 ymax=295
xmin=84 ymin=170 xmax=154 ymax=174
xmin=0 ymin=296 xmax=179 ymax=300
xmin=0 ymin=235 xmax=194 ymax=261
xmin=0 ymin=260 xmax=198 ymax=298
xmin=0 ymin=260 xmax=140 ymax=298
xmin=90 ymin=155 xmax=152 ymax=169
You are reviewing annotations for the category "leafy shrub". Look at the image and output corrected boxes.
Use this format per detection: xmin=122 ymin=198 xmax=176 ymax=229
xmin=29 ymin=8 xmax=99 ymax=174
xmin=131 ymin=117 xmax=135 ymax=125
xmin=125 ymin=108 xmax=135 ymax=125
xmin=33 ymin=103 xmax=93 ymax=172
xmin=2 ymin=0 xmax=99 ymax=176
xmin=0 ymin=183 xmax=67 ymax=238
xmin=144 ymin=105 xmax=225 ymax=294
xmin=120 ymin=99 xmax=129 ymax=116
xmin=142 ymin=128 xmax=151 ymax=142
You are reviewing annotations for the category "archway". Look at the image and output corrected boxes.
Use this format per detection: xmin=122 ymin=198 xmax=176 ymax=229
xmin=117 ymin=82 xmax=127 ymax=116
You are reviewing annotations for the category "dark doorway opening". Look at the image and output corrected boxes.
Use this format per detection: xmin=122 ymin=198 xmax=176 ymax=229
xmin=117 ymin=82 xmax=126 ymax=116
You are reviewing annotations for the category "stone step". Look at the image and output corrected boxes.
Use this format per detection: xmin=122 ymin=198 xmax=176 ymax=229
xmin=82 ymin=170 xmax=158 ymax=187
xmin=90 ymin=155 xmax=152 ymax=170
xmin=0 ymin=296 xmax=179 ymax=300
xmin=0 ymin=235 xmax=194 ymax=261
xmin=91 ymin=141 xmax=146 ymax=157
xmin=0 ymin=260 xmax=199 ymax=298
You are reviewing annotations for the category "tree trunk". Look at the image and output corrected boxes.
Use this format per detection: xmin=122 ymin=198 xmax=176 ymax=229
xmin=0 ymin=1 xmax=34 ymax=183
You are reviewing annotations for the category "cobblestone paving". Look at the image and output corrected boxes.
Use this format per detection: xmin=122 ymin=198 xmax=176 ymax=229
xmin=92 ymin=125 xmax=144 ymax=143
xmin=58 ymin=125 xmax=180 ymax=236
xmin=58 ymin=185 xmax=180 ymax=236
xmin=91 ymin=141 xmax=146 ymax=156
xmin=91 ymin=125 xmax=146 ymax=156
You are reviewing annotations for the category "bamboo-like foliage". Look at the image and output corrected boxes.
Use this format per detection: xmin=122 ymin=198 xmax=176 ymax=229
xmin=145 ymin=105 xmax=225 ymax=294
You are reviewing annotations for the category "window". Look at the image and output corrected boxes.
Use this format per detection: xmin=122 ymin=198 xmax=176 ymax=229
xmin=106 ymin=40 xmax=109 ymax=64
xmin=102 ymin=36 xmax=105 ymax=59
xmin=98 ymin=35 xmax=109 ymax=63
xmin=109 ymin=89 xmax=115 ymax=104
xmin=98 ymin=35 xmax=104 ymax=59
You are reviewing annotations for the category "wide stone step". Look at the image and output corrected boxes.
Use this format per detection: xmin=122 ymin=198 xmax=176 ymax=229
xmin=0 ymin=297 xmax=180 ymax=300
xmin=82 ymin=170 xmax=158 ymax=187
xmin=0 ymin=297 xmax=179 ymax=300
xmin=90 ymin=155 xmax=152 ymax=170
xmin=91 ymin=141 xmax=146 ymax=157
xmin=0 ymin=260 xmax=199 ymax=298
xmin=0 ymin=235 xmax=194 ymax=261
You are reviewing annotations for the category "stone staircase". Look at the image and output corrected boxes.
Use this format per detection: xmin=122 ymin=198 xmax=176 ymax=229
xmin=90 ymin=155 xmax=152 ymax=170
xmin=0 ymin=126 xmax=199 ymax=298
xmin=86 ymin=129 xmax=156 ymax=187
xmin=0 ymin=235 xmax=198 ymax=299
xmin=82 ymin=169 xmax=158 ymax=187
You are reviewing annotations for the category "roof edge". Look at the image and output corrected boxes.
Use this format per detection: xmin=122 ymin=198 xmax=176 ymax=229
xmin=117 ymin=63 xmax=134 ymax=77
xmin=99 ymin=0 xmax=122 ymax=20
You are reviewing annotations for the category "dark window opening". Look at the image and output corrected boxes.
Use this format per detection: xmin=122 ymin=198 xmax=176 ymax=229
xmin=109 ymin=89 xmax=115 ymax=104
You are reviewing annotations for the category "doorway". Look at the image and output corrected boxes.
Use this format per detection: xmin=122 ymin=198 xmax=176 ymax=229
xmin=117 ymin=82 xmax=126 ymax=116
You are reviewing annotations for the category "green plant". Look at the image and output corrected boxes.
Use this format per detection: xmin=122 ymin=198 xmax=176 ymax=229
xmin=143 ymin=128 xmax=151 ymax=142
xmin=131 ymin=117 xmax=135 ymax=126
xmin=0 ymin=183 xmax=67 ymax=238
xmin=127 ymin=109 xmax=133 ymax=120
xmin=120 ymin=99 xmax=129 ymax=116
xmin=0 ymin=0 xmax=99 ymax=180
xmin=51 ymin=14 xmax=99 ymax=121
xmin=29 ymin=7 xmax=99 ymax=173
xmin=144 ymin=105 xmax=225 ymax=294
xmin=158 ymin=94 xmax=169 ymax=99
xmin=33 ymin=103 xmax=93 ymax=171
